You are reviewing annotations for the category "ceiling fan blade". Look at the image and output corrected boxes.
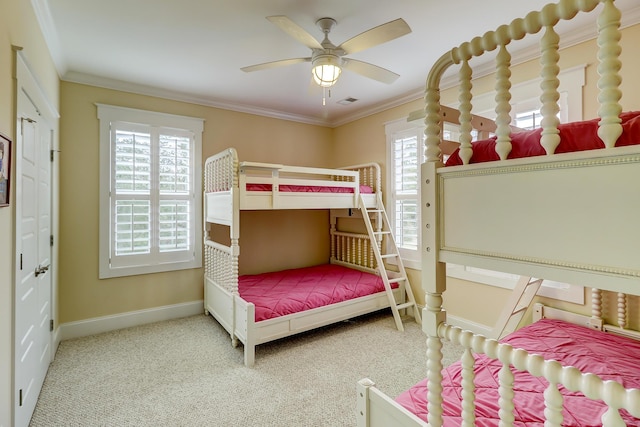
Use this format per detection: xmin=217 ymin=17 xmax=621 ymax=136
xmin=338 ymin=18 xmax=411 ymax=55
xmin=241 ymin=57 xmax=311 ymax=73
xmin=266 ymin=16 xmax=323 ymax=50
xmin=341 ymin=58 xmax=400 ymax=84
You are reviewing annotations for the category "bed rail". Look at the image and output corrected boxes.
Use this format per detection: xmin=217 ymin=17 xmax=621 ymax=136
xmin=331 ymin=231 xmax=378 ymax=272
xmin=436 ymin=322 xmax=640 ymax=426
xmin=424 ymin=0 xmax=623 ymax=164
xmin=339 ymin=162 xmax=382 ymax=195
xmin=204 ymin=148 xmax=382 ymax=211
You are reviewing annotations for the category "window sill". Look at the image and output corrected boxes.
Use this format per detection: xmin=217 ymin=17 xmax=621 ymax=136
xmin=447 ymin=265 xmax=584 ymax=305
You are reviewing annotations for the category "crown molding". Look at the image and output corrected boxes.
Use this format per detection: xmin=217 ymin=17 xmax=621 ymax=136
xmin=62 ymin=72 xmax=331 ymax=127
xmin=30 ymin=0 xmax=66 ymax=77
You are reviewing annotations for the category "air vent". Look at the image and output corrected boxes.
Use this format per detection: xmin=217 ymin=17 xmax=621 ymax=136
xmin=337 ymin=97 xmax=358 ymax=105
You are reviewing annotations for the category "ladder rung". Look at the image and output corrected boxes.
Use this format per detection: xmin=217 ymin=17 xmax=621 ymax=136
xmin=367 ymin=209 xmax=383 ymax=213
xmin=374 ymin=231 xmax=391 ymax=235
xmin=396 ymin=302 xmax=415 ymax=310
xmin=512 ymin=305 xmax=528 ymax=314
xmin=387 ymin=277 xmax=406 ymax=284
xmin=380 ymin=254 xmax=398 ymax=259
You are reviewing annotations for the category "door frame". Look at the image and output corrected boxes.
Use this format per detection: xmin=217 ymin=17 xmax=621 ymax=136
xmin=13 ymin=47 xmax=60 ymax=426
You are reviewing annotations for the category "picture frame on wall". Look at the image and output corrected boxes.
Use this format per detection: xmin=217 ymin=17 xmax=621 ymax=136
xmin=0 ymin=133 xmax=11 ymax=207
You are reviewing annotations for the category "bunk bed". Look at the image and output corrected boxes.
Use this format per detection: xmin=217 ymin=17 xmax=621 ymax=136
xmin=203 ymin=148 xmax=419 ymax=366
xmin=357 ymin=0 xmax=640 ymax=425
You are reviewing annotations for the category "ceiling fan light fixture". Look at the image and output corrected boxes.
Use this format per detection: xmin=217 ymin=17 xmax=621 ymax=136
xmin=312 ymin=54 xmax=342 ymax=87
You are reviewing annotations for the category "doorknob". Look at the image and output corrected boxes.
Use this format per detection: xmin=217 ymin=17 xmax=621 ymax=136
xmin=35 ymin=264 xmax=50 ymax=277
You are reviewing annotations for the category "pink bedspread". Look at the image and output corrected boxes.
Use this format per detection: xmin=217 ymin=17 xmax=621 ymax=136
xmin=239 ymin=264 xmax=390 ymax=322
xmin=396 ymin=319 xmax=640 ymax=426
xmin=245 ymin=183 xmax=373 ymax=194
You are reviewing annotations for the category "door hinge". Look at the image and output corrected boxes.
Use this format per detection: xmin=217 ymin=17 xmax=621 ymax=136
xmin=50 ymin=149 xmax=54 ymax=162
xmin=20 ymin=117 xmax=36 ymax=135
xmin=50 ymin=319 xmax=54 ymax=332
xmin=20 ymin=253 xmax=23 ymax=270
xmin=50 ymin=235 xmax=54 ymax=247
xmin=19 ymin=389 xmax=23 ymax=406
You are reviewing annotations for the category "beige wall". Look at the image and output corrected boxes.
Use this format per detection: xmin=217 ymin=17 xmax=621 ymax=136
xmin=58 ymin=82 xmax=334 ymax=323
xmin=1 ymin=0 xmax=60 ymax=424
xmin=440 ymin=24 xmax=640 ymax=118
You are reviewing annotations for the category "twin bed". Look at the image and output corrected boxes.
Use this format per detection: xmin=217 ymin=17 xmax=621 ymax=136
xmin=357 ymin=0 xmax=640 ymax=426
xmin=203 ymin=149 xmax=416 ymax=366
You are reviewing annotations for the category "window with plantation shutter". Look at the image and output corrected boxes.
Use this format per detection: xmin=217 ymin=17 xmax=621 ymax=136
xmin=98 ymin=105 xmax=203 ymax=278
xmin=386 ymin=119 xmax=425 ymax=269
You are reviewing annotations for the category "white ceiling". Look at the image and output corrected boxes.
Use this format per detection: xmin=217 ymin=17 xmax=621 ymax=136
xmin=35 ymin=0 xmax=640 ymax=127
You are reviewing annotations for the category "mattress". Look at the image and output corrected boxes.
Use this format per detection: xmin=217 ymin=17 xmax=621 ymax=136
xmin=239 ymin=263 xmax=390 ymax=322
xmin=245 ymin=184 xmax=374 ymax=194
xmin=395 ymin=318 xmax=640 ymax=426
xmin=446 ymin=111 xmax=640 ymax=166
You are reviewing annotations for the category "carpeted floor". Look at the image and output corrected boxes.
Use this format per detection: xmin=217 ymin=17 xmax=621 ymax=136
xmin=30 ymin=310 xmax=464 ymax=427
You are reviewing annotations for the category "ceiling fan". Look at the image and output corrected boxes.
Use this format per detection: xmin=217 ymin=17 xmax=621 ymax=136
xmin=241 ymin=15 xmax=412 ymax=88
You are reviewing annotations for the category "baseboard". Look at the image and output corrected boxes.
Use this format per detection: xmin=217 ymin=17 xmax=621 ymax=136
xmin=59 ymin=300 xmax=204 ymax=341
xmin=52 ymin=325 xmax=62 ymax=356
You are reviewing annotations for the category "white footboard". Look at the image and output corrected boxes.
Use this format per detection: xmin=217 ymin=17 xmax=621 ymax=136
xmin=204 ymin=265 xmax=257 ymax=366
xmin=356 ymin=379 xmax=426 ymax=427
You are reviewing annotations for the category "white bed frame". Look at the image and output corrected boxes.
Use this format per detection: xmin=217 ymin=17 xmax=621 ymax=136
xmin=358 ymin=0 xmax=640 ymax=425
xmin=204 ymin=148 xmax=407 ymax=366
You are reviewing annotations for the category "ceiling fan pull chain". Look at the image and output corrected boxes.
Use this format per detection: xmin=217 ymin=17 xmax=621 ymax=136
xmin=321 ymin=87 xmax=333 ymax=106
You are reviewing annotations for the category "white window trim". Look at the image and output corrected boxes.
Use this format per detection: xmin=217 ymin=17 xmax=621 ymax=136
xmin=385 ymin=117 xmax=424 ymax=270
xmin=97 ymin=104 xmax=204 ymax=279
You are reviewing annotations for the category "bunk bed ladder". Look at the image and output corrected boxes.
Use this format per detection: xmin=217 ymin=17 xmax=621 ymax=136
xmin=490 ymin=276 xmax=543 ymax=340
xmin=359 ymin=193 xmax=421 ymax=331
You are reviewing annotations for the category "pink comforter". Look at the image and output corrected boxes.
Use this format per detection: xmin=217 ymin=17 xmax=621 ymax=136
xmin=239 ymin=264 xmax=389 ymax=322
xmin=396 ymin=319 xmax=640 ymax=426
xmin=245 ymin=183 xmax=373 ymax=194
xmin=446 ymin=111 xmax=640 ymax=166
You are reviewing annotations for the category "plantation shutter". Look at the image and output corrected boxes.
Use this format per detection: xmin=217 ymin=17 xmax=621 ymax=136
xmin=110 ymin=122 xmax=194 ymax=269
xmin=392 ymin=130 xmax=421 ymax=252
xmin=158 ymin=132 xmax=191 ymax=253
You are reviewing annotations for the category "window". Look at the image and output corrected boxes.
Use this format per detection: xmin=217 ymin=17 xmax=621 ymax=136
xmin=98 ymin=104 xmax=204 ymax=278
xmin=385 ymin=118 xmax=425 ymax=269
xmin=514 ymin=108 xmax=542 ymax=130
xmin=385 ymin=118 xmax=480 ymax=269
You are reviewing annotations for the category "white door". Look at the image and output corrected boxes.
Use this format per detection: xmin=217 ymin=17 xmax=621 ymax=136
xmin=14 ymin=68 xmax=53 ymax=427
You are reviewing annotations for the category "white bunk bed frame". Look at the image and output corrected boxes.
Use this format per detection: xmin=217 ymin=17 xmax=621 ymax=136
xmin=204 ymin=148 xmax=416 ymax=366
xmin=358 ymin=0 xmax=640 ymax=425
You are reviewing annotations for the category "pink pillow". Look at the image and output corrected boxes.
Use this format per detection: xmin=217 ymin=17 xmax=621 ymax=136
xmin=445 ymin=111 xmax=640 ymax=166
